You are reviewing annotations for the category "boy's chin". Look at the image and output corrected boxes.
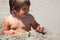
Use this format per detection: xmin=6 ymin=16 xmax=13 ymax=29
xmin=20 ymin=15 xmax=27 ymax=17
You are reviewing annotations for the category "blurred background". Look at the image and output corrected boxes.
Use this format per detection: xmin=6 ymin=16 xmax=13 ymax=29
xmin=0 ymin=0 xmax=60 ymax=40
xmin=30 ymin=0 xmax=60 ymax=35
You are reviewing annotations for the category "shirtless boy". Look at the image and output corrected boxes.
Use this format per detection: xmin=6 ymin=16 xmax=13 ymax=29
xmin=3 ymin=0 xmax=44 ymax=35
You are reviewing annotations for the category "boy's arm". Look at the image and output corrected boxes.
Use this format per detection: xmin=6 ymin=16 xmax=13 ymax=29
xmin=3 ymin=18 xmax=14 ymax=34
xmin=30 ymin=15 xmax=44 ymax=33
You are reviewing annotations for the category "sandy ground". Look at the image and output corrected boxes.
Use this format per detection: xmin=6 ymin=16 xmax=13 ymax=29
xmin=0 ymin=0 xmax=60 ymax=40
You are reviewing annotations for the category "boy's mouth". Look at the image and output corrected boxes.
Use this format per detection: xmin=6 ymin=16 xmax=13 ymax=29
xmin=20 ymin=13 xmax=27 ymax=17
xmin=24 ymin=13 xmax=28 ymax=15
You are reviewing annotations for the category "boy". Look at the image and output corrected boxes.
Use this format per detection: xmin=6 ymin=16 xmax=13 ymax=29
xmin=3 ymin=0 xmax=44 ymax=35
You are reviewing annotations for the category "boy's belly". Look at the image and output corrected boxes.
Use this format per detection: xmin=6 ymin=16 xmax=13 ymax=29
xmin=11 ymin=28 xmax=31 ymax=35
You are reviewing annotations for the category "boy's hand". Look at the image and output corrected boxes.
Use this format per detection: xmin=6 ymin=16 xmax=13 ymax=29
xmin=37 ymin=25 xmax=44 ymax=33
xmin=3 ymin=30 xmax=15 ymax=35
xmin=9 ymin=29 xmax=15 ymax=34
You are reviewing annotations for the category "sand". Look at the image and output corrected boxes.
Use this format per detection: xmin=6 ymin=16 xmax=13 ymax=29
xmin=0 ymin=0 xmax=60 ymax=40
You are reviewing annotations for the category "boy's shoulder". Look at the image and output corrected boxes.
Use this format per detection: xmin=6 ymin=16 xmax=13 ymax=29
xmin=5 ymin=14 xmax=11 ymax=19
xmin=4 ymin=14 xmax=12 ymax=22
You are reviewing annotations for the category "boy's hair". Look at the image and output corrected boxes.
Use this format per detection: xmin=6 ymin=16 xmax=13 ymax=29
xmin=9 ymin=0 xmax=30 ymax=14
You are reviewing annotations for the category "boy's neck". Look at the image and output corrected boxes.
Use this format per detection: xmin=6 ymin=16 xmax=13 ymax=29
xmin=12 ymin=14 xmax=28 ymax=19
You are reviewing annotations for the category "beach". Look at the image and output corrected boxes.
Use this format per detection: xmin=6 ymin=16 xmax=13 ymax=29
xmin=0 ymin=0 xmax=60 ymax=40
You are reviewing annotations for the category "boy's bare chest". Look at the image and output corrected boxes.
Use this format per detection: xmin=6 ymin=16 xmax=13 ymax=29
xmin=9 ymin=18 xmax=30 ymax=30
